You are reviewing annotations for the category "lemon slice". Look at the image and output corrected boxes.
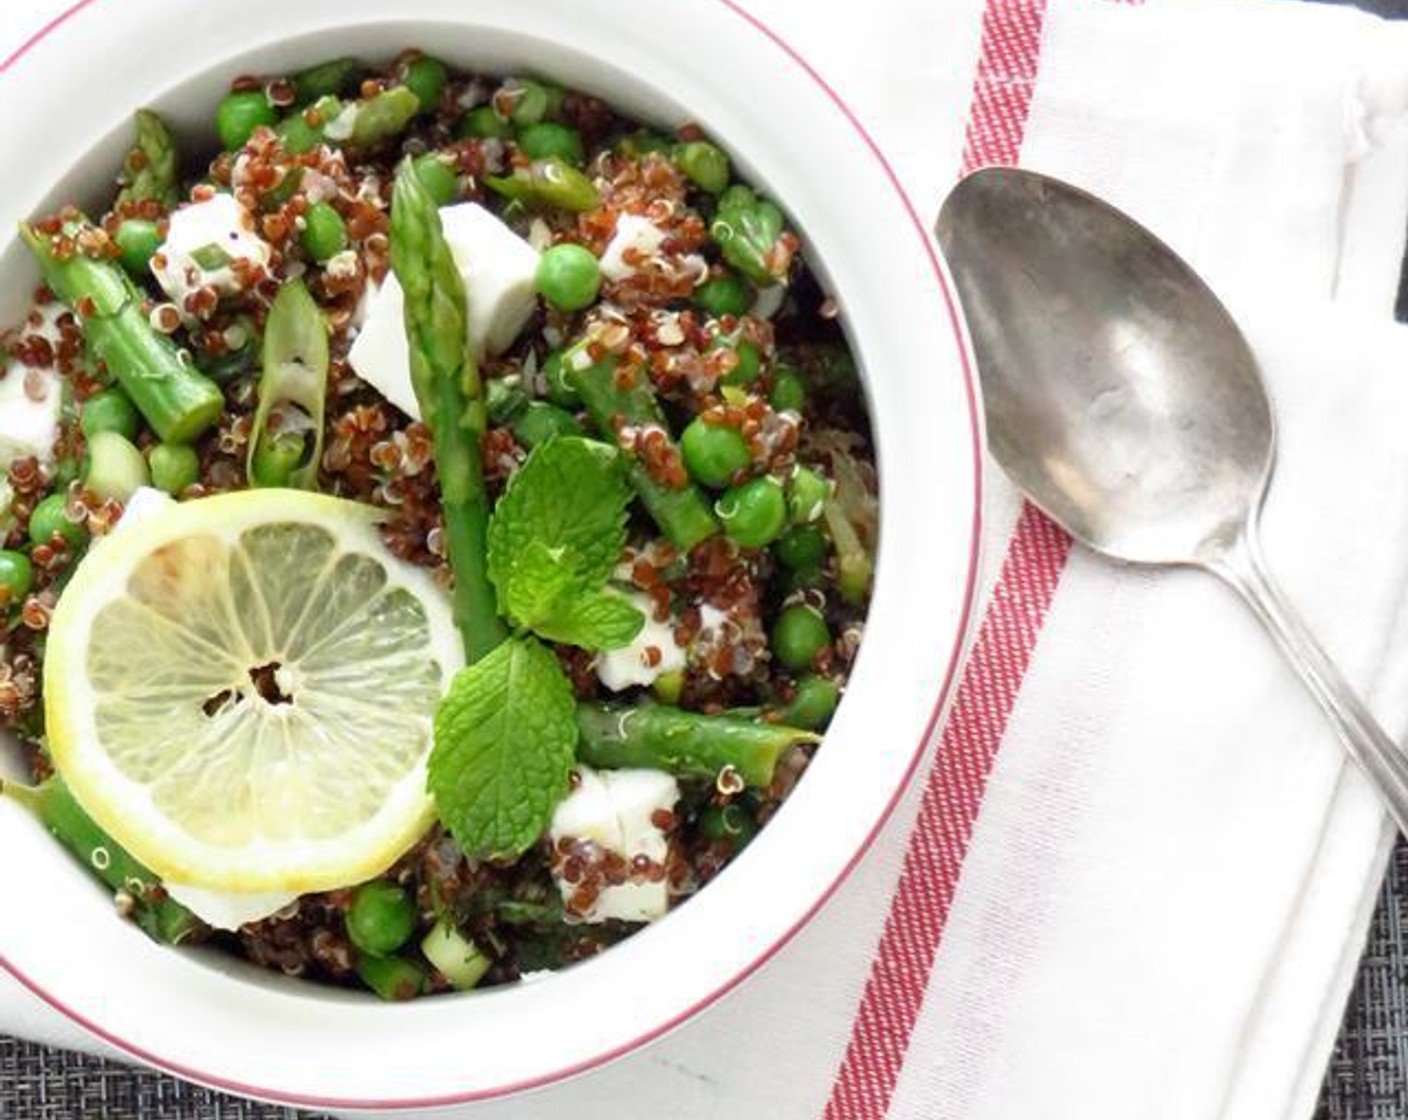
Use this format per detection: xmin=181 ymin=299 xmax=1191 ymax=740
xmin=44 ymin=489 xmax=464 ymax=893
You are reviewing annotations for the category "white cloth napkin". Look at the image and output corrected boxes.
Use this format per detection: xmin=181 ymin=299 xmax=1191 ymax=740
xmin=7 ymin=2 xmax=1408 ymax=1119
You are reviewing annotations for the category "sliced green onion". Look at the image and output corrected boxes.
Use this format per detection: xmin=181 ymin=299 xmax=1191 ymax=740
xmin=84 ymin=431 xmax=150 ymax=503
xmin=189 ymin=243 xmax=233 ymax=271
xmin=247 ymin=279 xmax=329 ymax=490
xmin=421 ymin=918 xmax=492 ymax=991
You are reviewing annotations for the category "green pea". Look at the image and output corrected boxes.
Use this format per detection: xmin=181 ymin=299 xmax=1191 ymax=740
xmin=505 ymin=78 xmax=564 ymax=125
xmin=776 ymin=675 xmax=841 ymax=730
xmin=80 ymin=389 xmax=139 ymax=441
xmin=673 ymin=140 xmax=730 ymax=194
xmin=780 ymin=564 xmax=824 ymax=595
xmin=28 ymin=493 xmax=86 ymax=549
xmin=458 ymin=105 xmax=513 ymax=139
xmin=712 ymin=335 xmax=762 ymax=387
xmin=0 ymin=550 xmax=35 ymax=604
xmin=698 ymin=801 xmax=758 ymax=852
xmin=300 ymin=201 xmax=348 ymax=264
xmin=694 ymin=273 xmax=750 ymax=318
xmin=535 ymin=243 xmax=602 ymax=311
xmin=774 ymin=523 xmax=827 ymax=570
xmin=615 ymin=129 xmax=673 ymax=158
xmin=769 ymin=364 xmax=806 ymax=413
xmin=788 ymin=465 xmax=832 ymax=524
xmin=216 ymin=90 xmax=278 ymax=150
xmin=542 ymin=350 xmax=581 ymax=408
xmin=401 ymin=55 xmax=448 ymax=113
xmin=716 ymin=475 xmax=787 ymax=549
xmin=346 ymin=881 xmax=417 ymax=956
xmin=681 ymin=418 xmax=751 ymax=489
xmin=771 ymin=603 xmax=831 ymax=671
xmin=413 ymin=152 xmax=458 ymax=206
xmin=511 ymin=402 xmax=581 ymax=449
xmin=113 ymin=219 xmax=162 ymax=277
xmin=652 ymin=668 xmax=685 ymax=705
xmin=356 ymin=952 xmax=425 ymax=1002
xmin=249 ymin=432 xmax=305 ymax=488
xmin=148 ymin=443 xmax=200 ymax=495
xmin=517 ymin=122 xmax=586 ymax=166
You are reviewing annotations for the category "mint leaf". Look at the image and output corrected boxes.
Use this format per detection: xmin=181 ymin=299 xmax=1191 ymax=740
xmin=487 ymin=437 xmax=630 ymax=598
xmin=501 ymin=539 xmax=580 ymax=630
xmin=535 ymin=589 xmax=646 ymax=651
xmin=429 ymin=636 xmax=577 ymax=860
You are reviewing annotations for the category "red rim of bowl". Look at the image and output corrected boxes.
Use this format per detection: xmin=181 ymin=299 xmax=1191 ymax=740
xmin=0 ymin=0 xmax=985 ymax=1108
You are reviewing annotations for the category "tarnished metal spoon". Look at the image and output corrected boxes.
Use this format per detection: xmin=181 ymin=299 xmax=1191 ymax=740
xmin=935 ymin=166 xmax=1408 ymax=833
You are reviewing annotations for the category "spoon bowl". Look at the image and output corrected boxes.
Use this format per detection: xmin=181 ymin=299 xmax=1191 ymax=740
xmin=937 ymin=166 xmax=1408 ymax=833
xmin=937 ymin=168 xmax=1272 ymax=565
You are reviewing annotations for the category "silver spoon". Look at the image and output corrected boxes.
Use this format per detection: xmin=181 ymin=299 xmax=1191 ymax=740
xmin=935 ymin=166 xmax=1408 ymax=833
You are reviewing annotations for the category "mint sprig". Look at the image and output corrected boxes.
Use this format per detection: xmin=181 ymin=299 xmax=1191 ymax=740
xmin=430 ymin=436 xmax=649 ymax=860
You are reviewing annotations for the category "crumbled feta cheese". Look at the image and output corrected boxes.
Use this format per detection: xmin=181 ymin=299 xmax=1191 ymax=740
xmin=323 ymin=103 xmax=360 ymax=142
xmin=164 ymin=881 xmax=299 ymax=932
xmin=595 ymin=592 xmax=687 ymax=692
xmin=324 ymin=249 xmax=360 ymax=281
xmin=549 ymin=764 xmax=679 ymax=923
xmin=0 ymin=366 xmax=61 ymax=469
xmin=599 ymin=213 xmax=707 ymax=288
xmin=150 ymin=194 xmax=272 ymax=309
xmin=599 ymin=214 xmax=667 ymax=282
xmin=347 ymin=203 xmax=540 ymax=419
xmin=0 ymin=302 xmax=70 ymax=469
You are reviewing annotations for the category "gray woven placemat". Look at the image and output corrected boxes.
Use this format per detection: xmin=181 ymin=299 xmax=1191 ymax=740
xmin=0 ymin=1035 xmax=324 ymax=1120
xmin=1314 ymin=838 xmax=1408 ymax=1120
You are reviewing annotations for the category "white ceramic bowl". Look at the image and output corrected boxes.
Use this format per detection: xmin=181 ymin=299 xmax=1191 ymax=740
xmin=0 ymin=0 xmax=980 ymax=1109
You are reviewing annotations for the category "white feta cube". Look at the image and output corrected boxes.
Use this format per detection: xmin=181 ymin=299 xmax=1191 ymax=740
xmin=150 ymin=194 xmax=272 ymax=307
xmin=347 ymin=202 xmax=540 ymax=420
xmin=549 ymin=765 xmax=680 ymax=923
xmin=595 ymin=591 xmax=687 ymax=692
xmin=599 ymin=214 xmax=667 ymax=282
xmin=0 ymin=364 xmax=61 ymax=468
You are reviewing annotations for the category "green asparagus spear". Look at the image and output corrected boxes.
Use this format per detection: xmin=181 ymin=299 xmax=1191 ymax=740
xmin=711 ymin=185 xmax=790 ymax=287
xmin=2 ymin=775 xmax=199 ymax=945
xmin=485 ymin=157 xmax=600 ymax=212
xmin=291 ymin=56 xmax=360 ymax=105
xmin=20 ymin=221 xmax=224 ymax=444
xmin=389 ymin=160 xmax=508 ymax=662
xmin=574 ymin=703 xmax=818 ymax=788
xmin=351 ymin=86 xmax=421 ymax=148
xmin=115 ymin=109 xmax=179 ymax=210
xmin=355 ymin=951 xmax=426 ymax=1001
xmin=563 ymin=340 xmax=719 ymax=551
xmin=247 ymin=279 xmax=329 ymax=490
xmin=278 ymin=87 xmax=421 ymax=155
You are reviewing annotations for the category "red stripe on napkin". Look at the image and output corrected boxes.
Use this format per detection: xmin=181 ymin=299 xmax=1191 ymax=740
xmin=822 ymin=2 xmax=1070 ymax=1115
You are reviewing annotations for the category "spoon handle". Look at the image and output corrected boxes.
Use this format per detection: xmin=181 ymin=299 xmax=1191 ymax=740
xmin=1211 ymin=525 xmax=1408 ymax=835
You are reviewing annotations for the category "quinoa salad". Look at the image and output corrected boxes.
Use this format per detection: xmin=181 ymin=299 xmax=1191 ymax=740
xmin=0 ymin=51 xmax=878 ymax=999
